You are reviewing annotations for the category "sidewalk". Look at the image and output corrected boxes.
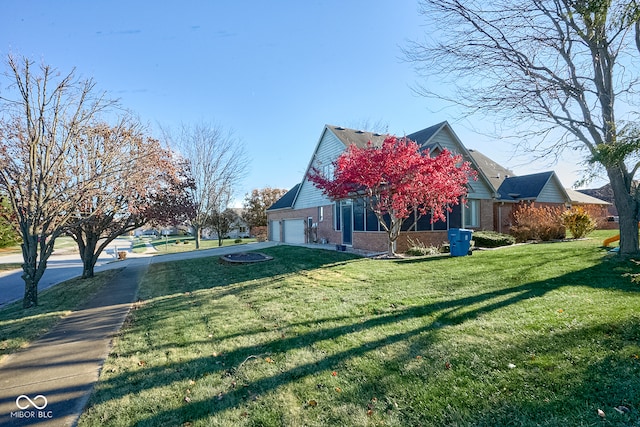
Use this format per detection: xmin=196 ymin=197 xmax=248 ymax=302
xmin=0 ymin=258 xmax=150 ymax=426
xmin=0 ymin=241 xmax=278 ymax=426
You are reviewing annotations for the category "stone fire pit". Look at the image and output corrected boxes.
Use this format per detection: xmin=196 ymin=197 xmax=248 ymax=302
xmin=220 ymin=252 xmax=273 ymax=264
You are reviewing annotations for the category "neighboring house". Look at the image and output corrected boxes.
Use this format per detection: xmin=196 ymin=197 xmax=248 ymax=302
xmin=267 ymin=122 xmax=610 ymax=253
xmin=492 ymin=172 xmax=610 ymax=233
xmin=202 ymin=208 xmax=250 ymax=240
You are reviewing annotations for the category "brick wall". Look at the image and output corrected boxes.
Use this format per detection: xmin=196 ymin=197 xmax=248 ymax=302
xmin=479 ymin=199 xmax=493 ymax=230
xmin=267 ymin=204 xmax=341 ymax=244
xmin=352 ymin=230 xmax=450 ymax=253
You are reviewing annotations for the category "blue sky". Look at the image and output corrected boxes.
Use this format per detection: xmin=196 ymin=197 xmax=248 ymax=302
xmin=1 ymin=1 xmax=597 ymax=203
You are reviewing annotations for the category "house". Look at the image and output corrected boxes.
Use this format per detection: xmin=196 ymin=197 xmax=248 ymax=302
xmin=201 ymin=208 xmax=250 ymax=240
xmin=267 ymin=122 xmax=610 ymax=253
xmin=267 ymin=122 xmax=496 ymax=252
xmin=491 ymin=172 xmax=610 ymax=233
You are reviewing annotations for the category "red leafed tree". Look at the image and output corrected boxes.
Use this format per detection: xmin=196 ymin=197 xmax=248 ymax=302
xmin=309 ymin=135 xmax=474 ymax=256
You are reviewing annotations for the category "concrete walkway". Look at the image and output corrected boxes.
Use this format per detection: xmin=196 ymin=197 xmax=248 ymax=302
xmin=0 ymin=241 xmax=278 ymax=427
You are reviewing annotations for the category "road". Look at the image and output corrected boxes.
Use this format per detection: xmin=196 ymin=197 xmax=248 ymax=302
xmin=0 ymin=239 xmax=141 ymax=307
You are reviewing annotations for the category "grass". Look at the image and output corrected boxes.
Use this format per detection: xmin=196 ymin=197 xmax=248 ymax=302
xmin=0 ymin=235 xmax=79 ymax=256
xmin=0 ymin=269 xmax=121 ymax=362
xmin=137 ymin=236 xmax=258 ymax=254
xmin=75 ymin=230 xmax=640 ymax=426
xmin=0 ymin=263 xmax=21 ymax=272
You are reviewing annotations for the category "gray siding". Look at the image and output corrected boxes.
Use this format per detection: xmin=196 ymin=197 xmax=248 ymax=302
xmin=537 ymin=180 xmax=568 ymax=203
xmin=429 ymin=127 xmax=494 ymax=200
xmin=294 ymin=129 xmax=344 ymax=209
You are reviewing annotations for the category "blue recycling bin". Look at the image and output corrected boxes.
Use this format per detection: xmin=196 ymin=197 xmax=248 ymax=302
xmin=448 ymin=228 xmax=473 ymax=257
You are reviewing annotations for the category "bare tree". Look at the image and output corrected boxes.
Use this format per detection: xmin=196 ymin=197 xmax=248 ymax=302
xmin=0 ymin=55 xmax=113 ymax=307
xmin=165 ymin=122 xmax=249 ymax=249
xmin=66 ymin=118 xmax=194 ymax=278
xmin=405 ymin=0 xmax=640 ymax=254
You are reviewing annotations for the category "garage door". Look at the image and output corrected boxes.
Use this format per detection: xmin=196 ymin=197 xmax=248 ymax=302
xmin=283 ymin=219 xmax=305 ymax=244
xmin=269 ymin=220 xmax=281 ymax=242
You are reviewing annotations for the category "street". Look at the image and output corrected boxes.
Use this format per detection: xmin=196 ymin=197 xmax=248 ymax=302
xmin=0 ymin=239 xmax=139 ymax=307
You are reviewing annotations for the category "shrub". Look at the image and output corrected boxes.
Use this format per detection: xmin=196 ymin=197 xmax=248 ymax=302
xmin=405 ymin=237 xmax=441 ymax=256
xmin=472 ymin=230 xmax=515 ymax=248
xmin=562 ymin=207 xmax=596 ymax=239
xmin=234 ymin=238 xmax=242 ymax=244
xmin=510 ymin=202 xmax=565 ymax=242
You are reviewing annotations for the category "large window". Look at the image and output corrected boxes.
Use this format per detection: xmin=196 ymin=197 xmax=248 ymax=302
xmin=463 ymin=199 xmax=480 ymax=228
xmin=353 ymin=199 xmax=365 ymax=231
xmin=366 ymin=207 xmax=379 ymax=231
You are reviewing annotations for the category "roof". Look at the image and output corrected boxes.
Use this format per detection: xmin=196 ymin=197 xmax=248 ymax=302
xmin=406 ymin=122 xmax=447 ymax=146
xmin=565 ymin=188 xmax=610 ymax=205
xmin=467 ymin=149 xmax=515 ymax=191
xmin=325 ymin=125 xmax=387 ymax=148
xmin=496 ymin=171 xmax=559 ymax=201
xmin=266 ymin=183 xmax=301 ymax=211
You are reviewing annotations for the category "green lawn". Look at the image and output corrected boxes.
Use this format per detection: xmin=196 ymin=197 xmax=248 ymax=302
xmin=136 ymin=236 xmax=257 ymax=254
xmin=0 ymin=269 xmax=121 ymax=361
xmin=75 ymin=232 xmax=640 ymax=426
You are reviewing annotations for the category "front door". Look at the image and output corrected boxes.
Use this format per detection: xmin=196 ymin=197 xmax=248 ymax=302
xmin=341 ymin=202 xmax=353 ymax=245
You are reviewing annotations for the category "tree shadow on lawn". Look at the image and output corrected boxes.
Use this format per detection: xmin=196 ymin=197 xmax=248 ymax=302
xmin=83 ymin=248 xmax=640 ymax=425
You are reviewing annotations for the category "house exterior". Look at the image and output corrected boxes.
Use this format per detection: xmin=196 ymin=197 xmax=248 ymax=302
xmin=201 ymin=208 xmax=250 ymax=240
xmin=267 ymin=122 xmax=610 ymax=253
xmin=267 ymin=122 xmax=496 ymax=252
xmin=492 ymin=172 xmax=610 ymax=233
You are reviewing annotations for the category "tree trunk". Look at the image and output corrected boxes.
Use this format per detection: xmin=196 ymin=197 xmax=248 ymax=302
xmin=608 ymin=168 xmax=639 ymax=255
xmin=386 ymin=217 xmax=402 ymax=257
xmin=81 ymin=240 xmax=99 ymax=279
xmin=75 ymin=231 xmax=100 ymax=279
xmin=194 ymin=225 xmax=201 ymax=249
xmin=21 ymin=237 xmax=40 ymax=308
xmin=218 ymin=236 xmax=223 ymax=247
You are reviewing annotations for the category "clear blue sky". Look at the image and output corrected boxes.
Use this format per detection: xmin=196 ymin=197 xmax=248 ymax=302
xmin=1 ymin=1 xmax=597 ymax=203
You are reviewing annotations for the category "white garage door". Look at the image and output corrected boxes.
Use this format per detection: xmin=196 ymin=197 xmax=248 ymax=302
xmin=283 ymin=219 xmax=305 ymax=244
xmin=269 ymin=220 xmax=281 ymax=242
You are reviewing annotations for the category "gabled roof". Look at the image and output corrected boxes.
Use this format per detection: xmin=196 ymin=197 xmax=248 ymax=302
xmin=326 ymin=125 xmax=387 ymax=148
xmin=266 ymin=183 xmax=301 ymax=211
xmin=406 ymin=121 xmax=447 ymax=146
xmin=496 ymin=171 xmax=568 ymax=201
xmin=565 ymin=188 xmax=610 ymax=205
xmin=468 ymin=149 xmax=515 ymax=191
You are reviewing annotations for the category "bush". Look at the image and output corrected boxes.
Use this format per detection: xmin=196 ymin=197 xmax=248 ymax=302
xmin=472 ymin=230 xmax=515 ymax=248
xmin=510 ymin=202 xmax=565 ymax=242
xmin=562 ymin=207 xmax=596 ymax=239
xmin=405 ymin=237 xmax=442 ymax=256
xmin=234 ymin=238 xmax=242 ymax=244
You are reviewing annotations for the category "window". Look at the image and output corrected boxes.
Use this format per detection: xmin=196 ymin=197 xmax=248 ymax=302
xmin=323 ymin=164 xmax=334 ymax=181
xmin=463 ymin=199 xmax=480 ymax=228
xmin=318 ymin=206 xmax=324 ymax=222
xmin=366 ymin=206 xmax=379 ymax=231
xmin=353 ymin=199 xmax=365 ymax=231
xmin=401 ymin=210 xmax=416 ymax=231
